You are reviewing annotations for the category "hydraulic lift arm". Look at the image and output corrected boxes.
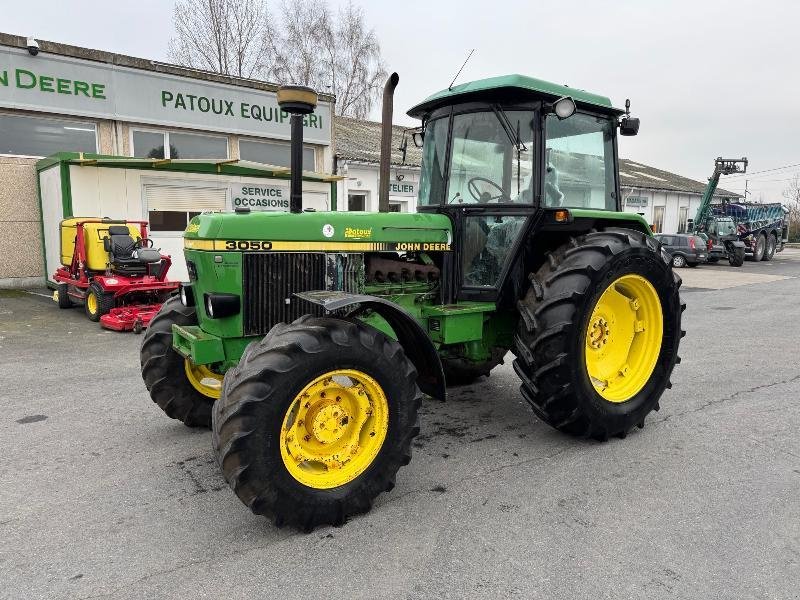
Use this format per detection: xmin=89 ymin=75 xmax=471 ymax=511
xmin=691 ymin=157 xmax=748 ymax=233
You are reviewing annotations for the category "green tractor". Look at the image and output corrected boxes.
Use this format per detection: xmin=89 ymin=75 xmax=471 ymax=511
xmin=141 ymin=74 xmax=684 ymax=530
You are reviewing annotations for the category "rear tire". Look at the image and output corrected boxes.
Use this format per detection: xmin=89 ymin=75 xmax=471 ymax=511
xmin=56 ymin=283 xmax=73 ymax=309
xmin=672 ymin=254 xmax=687 ymax=268
xmin=140 ymin=296 xmax=216 ymax=427
xmin=752 ymin=233 xmax=766 ymax=261
xmin=84 ymin=282 xmax=115 ymax=321
xmin=513 ymin=230 xmax=684 ymax=440
xmin=763 ymin=233 xmax=777 ymax=261
xmin=213 ymin=316 xmax=421 ymax=531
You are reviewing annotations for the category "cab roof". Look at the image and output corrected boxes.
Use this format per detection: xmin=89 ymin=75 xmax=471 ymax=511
xmin=407 ymin=73 xmax=623 ymax=118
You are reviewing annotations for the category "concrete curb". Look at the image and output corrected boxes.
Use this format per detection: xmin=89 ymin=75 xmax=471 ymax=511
xmin=0 ymin=276 xmax=46 ymax=290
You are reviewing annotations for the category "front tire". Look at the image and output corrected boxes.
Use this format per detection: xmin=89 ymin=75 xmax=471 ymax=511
xmin=513 ymin=230 xmax=684 ymax=440
xmin=213 ymin=316 xmax=421 ymax=531
xmin=140 ymin=296 xmax=220 ymax=427
xmin=729 ymin=246 xmax=745 ymax=267
xmin=672 ymin=254 xmax=687 ymax=268
xmin=84 ymin=282 xmax=114 ymax=321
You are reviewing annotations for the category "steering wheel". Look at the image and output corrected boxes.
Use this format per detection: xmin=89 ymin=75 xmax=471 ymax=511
xmin=468 ymin=177 xmax=509 ymax=203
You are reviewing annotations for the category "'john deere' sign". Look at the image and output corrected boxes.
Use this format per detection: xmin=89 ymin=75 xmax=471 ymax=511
xmin=0 ymin=47 xmax=331 ymax=144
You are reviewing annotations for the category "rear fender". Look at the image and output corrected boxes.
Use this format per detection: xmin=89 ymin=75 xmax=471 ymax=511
xmin=295 ymin=290 xmax=446 ymax=401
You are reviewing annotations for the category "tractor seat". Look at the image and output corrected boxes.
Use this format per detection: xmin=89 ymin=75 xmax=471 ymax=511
xmin=106 ymin=225 xmax=161 ymax=274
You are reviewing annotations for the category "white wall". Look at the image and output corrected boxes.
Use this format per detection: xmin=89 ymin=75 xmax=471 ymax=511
xmin=622 ymin=187 xmax=706 ymax=234
xmin=45 ymin=165 xmax=333 ymax=282
xmin=337 ymin=162 xmax=420 ymax=213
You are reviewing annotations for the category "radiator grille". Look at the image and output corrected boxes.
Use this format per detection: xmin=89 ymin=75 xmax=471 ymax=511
xmin=242 ymin=253 xmax=326 ymax=336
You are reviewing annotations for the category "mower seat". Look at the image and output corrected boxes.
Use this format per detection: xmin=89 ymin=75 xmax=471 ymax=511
xmin=106 ymin=225 xmax=160 ymax=275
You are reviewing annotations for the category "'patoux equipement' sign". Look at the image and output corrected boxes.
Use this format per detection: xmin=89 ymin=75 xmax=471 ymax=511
xmin=0 ymin=47 xmax=332 ymax=145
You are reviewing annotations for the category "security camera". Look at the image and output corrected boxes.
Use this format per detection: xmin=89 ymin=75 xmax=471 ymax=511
xmin=26 ymin=37 xmax=39 ymax=56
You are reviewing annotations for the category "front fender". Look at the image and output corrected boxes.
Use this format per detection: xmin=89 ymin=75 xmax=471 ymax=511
xmin=295 ymin=290 xmax=446 ymax=401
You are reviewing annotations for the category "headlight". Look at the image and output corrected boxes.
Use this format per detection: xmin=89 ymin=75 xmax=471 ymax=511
xmin=203 ymin=293 xmax=240 ymax=319
xmin=180 ymin=284 xmax=195 ymax=307
xmin=553 ymin=96 xmax=576 ymax=120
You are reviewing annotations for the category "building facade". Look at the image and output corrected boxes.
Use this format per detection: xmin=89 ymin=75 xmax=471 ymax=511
xmin=0 ymin=32 xmax=335 ymax=286
xmin=333 ymin=116 xmax=421 ymax=213
xmin=619 ymin=159 xmax=739 ymax=233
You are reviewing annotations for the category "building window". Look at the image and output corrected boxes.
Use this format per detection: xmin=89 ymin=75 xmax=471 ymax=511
xmin=388 ymin=203 xmax=402 ymax=212
xmin=149 ymin=211 xmax=202 ymax=232
xmin=132 ymin=129 xmax=228 ymax=159
xmin=653 ymin=206 xmax=665 ymax=233
xmin=0 ymin=113 xmax=97 ymax=157
xmin=143 ymin=182 xmax=227 ymax=232
xmin=348 ymin=193 xmax=367 ymax=211
xmin=678 ymin=206 xmax=689 ymax=233
xmin=239 ymin=138 xmax=316 ymax=171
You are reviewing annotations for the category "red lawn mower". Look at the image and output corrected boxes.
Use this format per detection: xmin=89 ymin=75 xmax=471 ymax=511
xmin=53 ymin=218 xmax=179 ymax=333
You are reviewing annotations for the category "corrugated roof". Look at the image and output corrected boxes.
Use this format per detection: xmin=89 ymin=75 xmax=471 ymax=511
xmin=334 ymin=116 xmax=421 ymax=168
xmin=620 ymin=159 xmax=740 ymax=198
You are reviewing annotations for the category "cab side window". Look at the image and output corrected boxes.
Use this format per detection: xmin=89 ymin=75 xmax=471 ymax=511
xmin=544 ymin=113 xmax=616 ymax=210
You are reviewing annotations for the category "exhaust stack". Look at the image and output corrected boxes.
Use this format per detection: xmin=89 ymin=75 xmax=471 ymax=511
xmin=378 ymin=72 xmax=399 ymax=213
xmin=276 ymin=85 xmax=319 ymax=213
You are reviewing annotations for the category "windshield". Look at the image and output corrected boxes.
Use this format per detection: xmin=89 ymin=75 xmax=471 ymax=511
xmin=418 ymin=117 xmax=449 ymax=207
xmin=544 ymin=113 xmax=616 ymax=210
xmin=417 ymin=110 xmax=535 ymax=206
xmin=715 ymin=218 xmax=737 ymax=236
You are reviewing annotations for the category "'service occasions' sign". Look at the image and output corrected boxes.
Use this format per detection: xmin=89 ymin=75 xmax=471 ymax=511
xmin=0 ymin=47 xmax=331 ymax=145
xmin=230 ymin=183 xmax=290 ymax=211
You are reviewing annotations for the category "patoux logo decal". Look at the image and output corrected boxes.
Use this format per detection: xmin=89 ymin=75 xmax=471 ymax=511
xmin=343 ymin=227 xmax=372 ymax=239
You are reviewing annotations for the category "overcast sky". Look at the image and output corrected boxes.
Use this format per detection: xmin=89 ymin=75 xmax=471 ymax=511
xmin=5 ymin=0 xmax=798 ymax=198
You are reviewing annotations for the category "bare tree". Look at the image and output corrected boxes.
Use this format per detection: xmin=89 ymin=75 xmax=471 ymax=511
xmin=267 ymin=0 xmax=386 ymax=118
xmin=266 ymin=0 xmax=331 ymax=88
xmin=783 ymin=174 xmax=800 ymax=241
xmin=318 ymin=1 xmax=386 ymax=118
xmin=168 ymin=0 xmax=386 ymax=118
xmin=168 ymin=0 xmax=272 ymax=79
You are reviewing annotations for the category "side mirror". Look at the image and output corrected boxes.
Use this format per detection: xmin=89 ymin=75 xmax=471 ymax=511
xmin=620 ymin=117 xmax=640 ymax=136
xmin=412 ymin=131 xmax=424 ymax=148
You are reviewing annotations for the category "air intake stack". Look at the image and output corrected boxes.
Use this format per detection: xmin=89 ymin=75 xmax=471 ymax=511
xmin=276 ymin=85 xmax=319 ymax=213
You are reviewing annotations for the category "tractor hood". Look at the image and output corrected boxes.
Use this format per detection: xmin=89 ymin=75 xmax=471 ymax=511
xmin=183 ymin=211 xmax=453 ymax=252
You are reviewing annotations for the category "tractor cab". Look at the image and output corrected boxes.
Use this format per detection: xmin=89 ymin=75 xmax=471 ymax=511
xmin=407 ymin=74 xmax=638 ymax=303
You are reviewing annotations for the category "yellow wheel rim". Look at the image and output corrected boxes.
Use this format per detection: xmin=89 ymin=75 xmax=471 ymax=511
xmin=585 ymin=274 xmax=663 ymax=403
xmin=184 ymin=359 xmax=224 ymax=399
xmin=280 ymin=369 xmax=389 ymax=490
xmin=86 ymin=292 xmax=98 ymax=315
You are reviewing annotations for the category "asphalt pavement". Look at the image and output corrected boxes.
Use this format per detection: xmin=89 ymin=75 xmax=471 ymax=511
xmin=1 ymin=250 xmax=798 ymax=600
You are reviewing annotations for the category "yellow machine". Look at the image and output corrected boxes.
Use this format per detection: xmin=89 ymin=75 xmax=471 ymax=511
xmin=60 ymin=218 xmax=142 ymax=271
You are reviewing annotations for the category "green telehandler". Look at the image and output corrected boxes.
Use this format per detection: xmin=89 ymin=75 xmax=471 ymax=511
xmin=141 ymin=74 xmax=684 ymax=530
